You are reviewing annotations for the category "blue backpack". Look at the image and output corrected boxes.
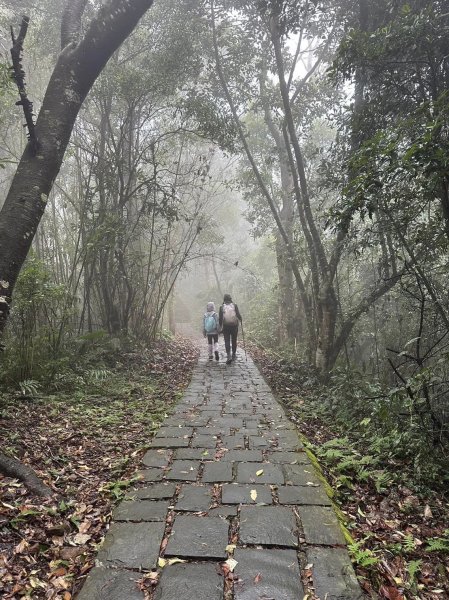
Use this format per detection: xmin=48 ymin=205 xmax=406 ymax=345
xmin=205 ymin=313 xmax=216 ymax=333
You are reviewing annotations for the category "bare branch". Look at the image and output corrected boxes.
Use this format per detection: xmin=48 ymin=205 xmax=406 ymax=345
xmin=10 ymin=16 xmax=38 ymax=153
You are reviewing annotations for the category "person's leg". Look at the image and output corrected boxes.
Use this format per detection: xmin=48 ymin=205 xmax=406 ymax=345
xmin=207 ymin=334 xmax=213 ymax=359
xmin=223 ymin=327 xmax=232 ymax=363
xmin=231 ymin=325 xmax=238 ymax=358
xmin=213 ymin=334 xmax=219 ymax=361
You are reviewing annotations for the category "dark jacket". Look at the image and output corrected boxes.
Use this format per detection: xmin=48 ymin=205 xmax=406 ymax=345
xmin=219 ymin=302 xmax=242 ymax=328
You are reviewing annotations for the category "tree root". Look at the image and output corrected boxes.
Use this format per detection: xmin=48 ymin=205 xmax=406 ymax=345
xmin=0 ymin=451 xmax=54 ymax=497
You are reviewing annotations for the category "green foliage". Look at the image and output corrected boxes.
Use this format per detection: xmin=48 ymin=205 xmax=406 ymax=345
xmin=246 ymin=287 xmax=281 ymax=348
xmin=0 ymin=255 xmax=69 ymax=387
xmin=18 ymin=380 xmax=41 ymax=398
xmin=425 ymin=531 xmax=449 ymax=553
xmin=348 ymin=538 xmax=379 ymax=567
xmin=100 ymin=477 xmax=140 ymax=501
xmin=406 ymin=559 xmax=422 ymax=586
xmin=313 ymin=435 xmax=396 ymax=492
xmin=0 ymin=257 xmax=127 ymax=394
xmin=321 ymin=366 xmax=449 ymax=488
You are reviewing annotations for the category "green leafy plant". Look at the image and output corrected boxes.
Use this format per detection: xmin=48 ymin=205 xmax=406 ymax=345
xmin=348 ymin=539 xmax=379 ymax=567
xmin=18 ymin=379 xmax=41 ymax=397
xmin=406 ymin=559 xmax=422 ymax=586
xmin=425 ymin=531 xmax=449 ymax=553
xmin=100 ymin=477 xmax=140 ymax=501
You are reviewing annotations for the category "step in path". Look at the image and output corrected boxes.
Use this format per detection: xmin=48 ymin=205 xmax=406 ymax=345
xmin=77 ymin=349 xmax=363 ymax=600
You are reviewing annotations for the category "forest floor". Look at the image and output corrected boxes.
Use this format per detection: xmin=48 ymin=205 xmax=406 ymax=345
xmin=249 ymin=344 xmax=449 ymax=600
xmin=1 ymin=337 xmax=448 ymax=600
xmin=0 ymin=337 xmax=199 ymax=599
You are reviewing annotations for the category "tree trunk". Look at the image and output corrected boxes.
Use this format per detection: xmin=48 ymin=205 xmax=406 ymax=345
xmin=0 ymin=0 xmax=155 ymax=340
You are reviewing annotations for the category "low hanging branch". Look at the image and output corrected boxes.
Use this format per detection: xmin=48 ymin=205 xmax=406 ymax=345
xmin=10 ymin=16 xmax=38 ymax=153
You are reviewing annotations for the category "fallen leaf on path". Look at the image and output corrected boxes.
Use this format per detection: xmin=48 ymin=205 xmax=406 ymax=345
xmin=167 ymin=558 xmax=186 ymax=565
xmin=224 ymin=558 xmax=238 ymax=572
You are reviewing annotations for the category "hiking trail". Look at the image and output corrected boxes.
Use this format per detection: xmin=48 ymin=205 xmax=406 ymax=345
xmin=77 ymin=348 xmax=363 ymax=599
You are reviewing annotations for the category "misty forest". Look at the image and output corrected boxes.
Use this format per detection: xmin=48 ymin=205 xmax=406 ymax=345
xmin=0 ymin=0 xmax=448 ymax=598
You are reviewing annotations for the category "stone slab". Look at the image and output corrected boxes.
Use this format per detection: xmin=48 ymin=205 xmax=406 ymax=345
xmin=208 ymin=505 xmax=238 ymax=517
xmin=156 ymin=427 xmax=193 ymax=438
xmin=164 ymin=417 xmax=208 ymax=427
xmin=97 ymin=522 xmax=165 ymax=568
xmin=195 ymin=427 xmax=227 ymax=436
xmin=165 ymin=460 xmax=199 ymax=481
xmin=238 ymin=428 xmax=260 ymax=436
xmin=269 ymin=430 xmax=303 ymax=447
xmin=176 ymin=485 xmax=213 ymax=512
xmin=165 ymin=516 xmax=228 ymax=559
xmin=142 ymin=449 xmax=172 ymax=468
xmin=234 ymin=549 xmax=303 ymax=600
xmin=266 ymin=451 xmax=310 ymax=465
xmin=239 ymin=506 xmax=298 ymax=547
xmin=220 ymin=450 xmax=263 ymax=462
xmin=202 ymin=461 xmax=234 ymax=482
xmin=174 ymin=448 xmax=208 ymax=460
xmin=306 ymin=547 xmax=364 ymax=599
xmin=77 ymin=567 xmax=144 ymax=600
xmin=283 ymin=464 xmax=321 ymax=486
xmin=221 ymin=434 xmax=246 ymax=449
xmin=248 ymin=436 xmax=270 ymax=449
xmin=191 ymin=435 xmax=218 ymax=448
xmin=277 ymin=485 xmax=331 ymax=506
xmin=236 ymin=463 xmax=284 ymax=484
xmin=222 ymin=484 xmax=272 ymax=505
xmin=128 ymin=483 xmax=176 ymax=500
xmin=150 ymin=438 xmax=189 ymax=448
xmin=113 ymin=500 xmax=169 ymax=521
xmin=298 ymin=505 xmax=346 ymax=546
xmin=154 ymin=562 xmax=223 ymax=600
xmin=137 ymin=468 xmax=164 ymax=482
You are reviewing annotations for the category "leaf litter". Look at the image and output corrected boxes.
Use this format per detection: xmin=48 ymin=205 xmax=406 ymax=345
xmin=0 ymin=338 xmax=199 ymax=599
xmin=249 ymin=342 xmax=449 ymax=599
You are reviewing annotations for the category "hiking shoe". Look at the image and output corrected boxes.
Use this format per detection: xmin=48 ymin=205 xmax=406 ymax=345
xmin=215 ymin=351 xmax=219 ymax=361
xmin=226 ymin=358 xmax=232 ymax=365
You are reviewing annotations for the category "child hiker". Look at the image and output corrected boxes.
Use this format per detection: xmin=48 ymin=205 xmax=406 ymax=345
xmin=219 ymin=293 xmax=242 ymax=364
xmin=203 ymin=301 xmax=220 ymax=361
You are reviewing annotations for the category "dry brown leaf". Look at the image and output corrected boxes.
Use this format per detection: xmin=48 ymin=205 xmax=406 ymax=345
xmin=14 ymin=539 xmax=29 ymax=554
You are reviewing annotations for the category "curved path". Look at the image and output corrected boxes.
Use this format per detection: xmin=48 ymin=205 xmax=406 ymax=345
xmin=77 ymin=348 xmax=363 ymax=599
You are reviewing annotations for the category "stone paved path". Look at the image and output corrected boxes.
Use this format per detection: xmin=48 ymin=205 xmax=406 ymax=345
xmin=77 ymin=349 xmax=364 ymax=599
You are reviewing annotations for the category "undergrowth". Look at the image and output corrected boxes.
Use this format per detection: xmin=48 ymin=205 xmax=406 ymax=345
xmin=249 ymin=343 xmax=449 ymax=599
xmin=0 ymin=337 xmax=199 ymax=599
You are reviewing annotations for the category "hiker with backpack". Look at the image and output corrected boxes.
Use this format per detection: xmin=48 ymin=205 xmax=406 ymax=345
xmin=203 ymin=301 xmax=220 ymax=361
xmin=219 ymin=293 xmax=242 ymax=365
